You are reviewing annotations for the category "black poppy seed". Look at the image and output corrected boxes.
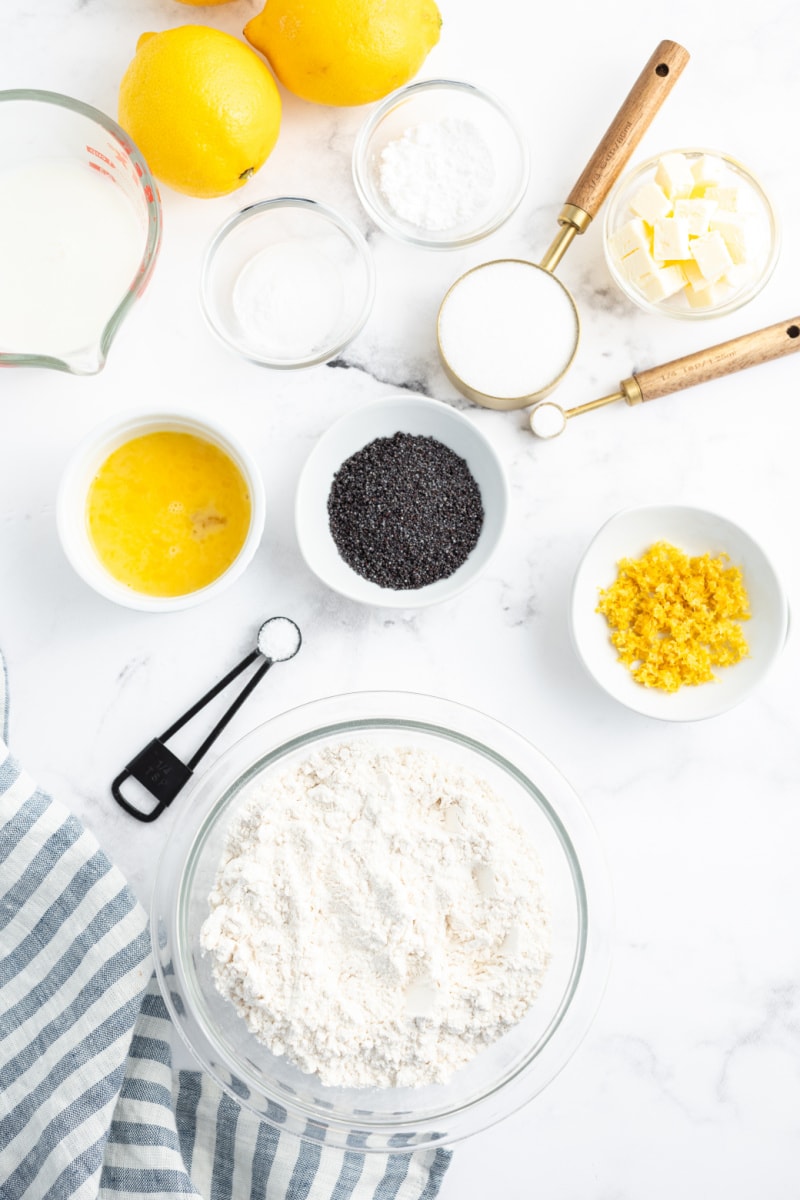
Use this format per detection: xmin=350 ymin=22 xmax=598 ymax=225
xmin=327 ymin=432 xmax=484 ymax=590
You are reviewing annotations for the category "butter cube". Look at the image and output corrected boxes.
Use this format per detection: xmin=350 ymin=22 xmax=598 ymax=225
xmin=630 ymin=180 xmax=672 ymax=224
xmin=608 ymin=217 xmax=652 ymax=260
xmin=685 ymin=276 xmax=733 ymax=308
xmin=690 ymin=230 xmax=734 ymax=283
xmin=674 ymin=198 xmax=718 ymax=237
xmin=654 ymin=153 xmax=694 ymax=200
xmin=690 ymin=155 xmax=726 ymax=193
xmin=708 ymin=211 xmax=754 ymax=265
xmin=681 ymin=257 xmax=710 ymax=293
xmin=704 ymin=185 xmax=743 ymax=213
xmin=620 ymin=245 xmax=658 ymax=282
xmin=638 ymin=264 xmax=686 ymax=302
xmin=653 ymin=216 xmax=691 ymax=262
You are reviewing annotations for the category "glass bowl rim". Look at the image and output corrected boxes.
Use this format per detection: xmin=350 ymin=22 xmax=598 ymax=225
xmin=151 ymin=690 xmax=612 ymax=1151
xmin=199 ymin=195 xmax=377 ymax=368
xmin=352 ymin=78 xmax=530 ymax=250
xmin=602 ymin=146 xmax=781 ymax=321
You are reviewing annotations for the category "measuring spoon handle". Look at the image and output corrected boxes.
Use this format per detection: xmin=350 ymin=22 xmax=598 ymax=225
xmin=630 ymin=319 xmax=800 ymax=402
xmin=566 ymin=40 xmax=690 ymax=223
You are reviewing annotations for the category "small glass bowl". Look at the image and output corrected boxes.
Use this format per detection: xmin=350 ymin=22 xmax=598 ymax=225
xmin=201 ymin=197 xmax=375 ymax=368
xmin=352 ymin=79 xmax=529 ymax=249
xmin=151 ymin=691 xmax=612 ymax=1151
xmin=603 ymin=148 xmax=780 ymax=320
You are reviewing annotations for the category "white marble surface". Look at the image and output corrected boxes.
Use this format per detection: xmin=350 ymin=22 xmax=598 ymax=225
xmin=2 ymin=0 xmax=800 ymax=1195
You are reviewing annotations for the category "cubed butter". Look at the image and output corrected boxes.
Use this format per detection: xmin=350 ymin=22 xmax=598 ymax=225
xmin=620 ymin=245 xmax=658 ymax=282
xmin=681 ymin=258 xmax=710 ymax=293
xmin=709 ymin=211 xmax=753 ymax=264
xmin=653 ymin=216 xmax=691 ymax=262
xmin=690 ymin=230 xmax=734 ymax=283
xmin=607 ymin=217 xmax=652 ymax=260
xmin=638 ymin=264 xmax=686 ymax=302
xmin=704 ymin=185 xmax=743 ymax=213
xmin=629 ymin=180 xmax=672 ymax=224
xmin=654 ymin=153 xmax=694 ymax=200
xmin=674 ymin=198 xmax=718 ymax=237
xmin=685 ymin=276 xmax=733 ymax=308
xmin=690 ymin=154 xmax=726 ymax=193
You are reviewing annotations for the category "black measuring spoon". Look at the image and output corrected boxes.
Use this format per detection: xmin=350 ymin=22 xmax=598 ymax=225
xmin=112 ymin=616 xmax=302 ymax=822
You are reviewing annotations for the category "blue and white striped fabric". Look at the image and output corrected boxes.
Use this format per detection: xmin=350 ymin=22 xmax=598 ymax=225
xmin=0 ymin=650 xmax=451 ymax=1199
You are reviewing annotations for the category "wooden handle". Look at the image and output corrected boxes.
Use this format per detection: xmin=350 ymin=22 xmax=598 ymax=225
xmin=632 ymin=320 xmax=800 ymax=402
xmin=566 ymin=40 xmax=690 ymax=219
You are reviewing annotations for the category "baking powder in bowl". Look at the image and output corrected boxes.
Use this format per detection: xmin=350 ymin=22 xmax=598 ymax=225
xmin=200 ymin=740 xmax=551 ymax=1088
xmin=438 ymin=260 xmax=579 ymax=400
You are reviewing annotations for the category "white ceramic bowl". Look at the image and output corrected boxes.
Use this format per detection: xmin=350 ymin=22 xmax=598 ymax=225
xmin=151 ymin=691 xmax=612 ymax=1151
xmin=570 ymin=505 xmax=788 ymax=721
xmin=201 ymin=197 xmax=375 ymax=368
xmin=352 ymin=79 xmax=529 ymax=249
xmin=295 ymin=396 xmax=508 ymax=607
xmin=57 ymin=410 xmax=266 ymax=612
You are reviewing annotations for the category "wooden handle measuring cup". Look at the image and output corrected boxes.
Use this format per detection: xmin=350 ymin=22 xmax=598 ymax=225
xmin=529 ymin=319 xmax=800 ymax=438
xmin=440 ymin=40 xmax=691 ymax=412
xmin=566 ymin=40 xmax=691 ymax=223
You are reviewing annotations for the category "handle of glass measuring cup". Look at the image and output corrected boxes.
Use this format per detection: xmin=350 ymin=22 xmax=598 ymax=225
xmin=561 ymin=41 xmax=690 ymax=233
xmin=623 ymin=319 xmax=800 ymax=404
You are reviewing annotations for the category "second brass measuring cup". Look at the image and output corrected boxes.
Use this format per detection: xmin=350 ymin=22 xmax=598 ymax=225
xmin=437 ymin=40 xmax=690 ymax=410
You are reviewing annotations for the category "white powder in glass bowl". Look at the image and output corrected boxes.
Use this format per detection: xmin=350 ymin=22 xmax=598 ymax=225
xmin=200 ymin=740 xmax=551 ymax=1089
xmin=377 ymin=117 xmax=495 ymax=232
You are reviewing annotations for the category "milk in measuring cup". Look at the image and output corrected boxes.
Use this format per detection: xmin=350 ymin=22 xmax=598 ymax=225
xmin=0 ymin=160 xmax=143 ymax=357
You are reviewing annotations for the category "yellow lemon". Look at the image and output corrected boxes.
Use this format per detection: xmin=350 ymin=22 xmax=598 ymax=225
xmin=118 ymin=26 xmax=281 ymax=198
xmin=244 ymin=0 xmax=441 ymax=107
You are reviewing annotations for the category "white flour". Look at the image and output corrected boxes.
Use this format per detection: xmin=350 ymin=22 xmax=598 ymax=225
xmin=377 ymin=118 xmax=495 ymax=232
xmin=200 ymin=740 xmax=551 ymax=1089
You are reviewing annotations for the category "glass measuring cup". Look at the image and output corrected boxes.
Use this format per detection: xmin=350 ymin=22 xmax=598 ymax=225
xmin=437 ymin=41 xmax=690 ymax=411
xmin=0 ymin=89 xmax=162 ymax=375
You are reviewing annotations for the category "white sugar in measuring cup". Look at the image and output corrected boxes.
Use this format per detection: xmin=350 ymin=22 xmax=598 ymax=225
xmin=0 ymin=90 xmax=162 ymax=375
xmin=437 ymin=41 xmax=689 ymax=411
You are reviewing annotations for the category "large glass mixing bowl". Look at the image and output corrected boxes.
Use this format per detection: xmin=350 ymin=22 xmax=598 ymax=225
xmin=151 ymin=693 xmax=612 ymax=1151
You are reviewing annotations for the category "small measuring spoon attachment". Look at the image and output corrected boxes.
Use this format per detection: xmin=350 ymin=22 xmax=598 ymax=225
xmin=112 ymin=617 xmax=302 ymax=823
xmin=529 ymin=318 xmax=800 ymax=438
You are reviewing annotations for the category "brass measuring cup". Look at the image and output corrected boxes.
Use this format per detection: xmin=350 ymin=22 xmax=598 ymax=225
xmin=437 ymin=40 xmax=690 ymax=410
xmin=528 ymin=318 xmax=800 ymax=438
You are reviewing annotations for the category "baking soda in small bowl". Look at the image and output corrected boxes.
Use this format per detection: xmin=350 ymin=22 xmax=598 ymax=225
xmin=201 ymin=198 xmax=375 ymax=369
xmin=233 ymin=241 xmax=344 ymax=361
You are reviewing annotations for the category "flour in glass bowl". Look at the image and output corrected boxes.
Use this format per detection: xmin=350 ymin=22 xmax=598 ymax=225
xmin=200 ymin=740 xmax=552 ymax=1089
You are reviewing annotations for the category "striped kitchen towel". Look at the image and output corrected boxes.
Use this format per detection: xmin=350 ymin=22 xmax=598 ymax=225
xmin=0 ymin=649 xmax=451 ymax=1199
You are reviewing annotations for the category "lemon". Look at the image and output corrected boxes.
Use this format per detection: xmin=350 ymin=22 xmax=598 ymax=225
xmin=244 ymin=0 xmax=441 ymax=107
xmin=118 ymin=26 xmax=281 ymax=198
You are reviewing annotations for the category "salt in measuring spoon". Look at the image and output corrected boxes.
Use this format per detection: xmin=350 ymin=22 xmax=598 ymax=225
xmin=111 ymin=617 xmax=302 ymax=822
xmin=528 ymin=318 xmax=800 ymax=439
xmin=437 ymin=40 xmax=689 ymax=411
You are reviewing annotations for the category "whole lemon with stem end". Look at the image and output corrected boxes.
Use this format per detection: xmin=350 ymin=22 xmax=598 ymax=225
xmin=118 ymin=26 xmax=281 ymax=198
xmin=244 ymin=0 xmax=442 ymax=107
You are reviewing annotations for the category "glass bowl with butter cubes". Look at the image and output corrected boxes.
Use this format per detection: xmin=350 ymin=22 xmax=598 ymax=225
xmin=603 ymin=149 xmax=779 ymax=319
